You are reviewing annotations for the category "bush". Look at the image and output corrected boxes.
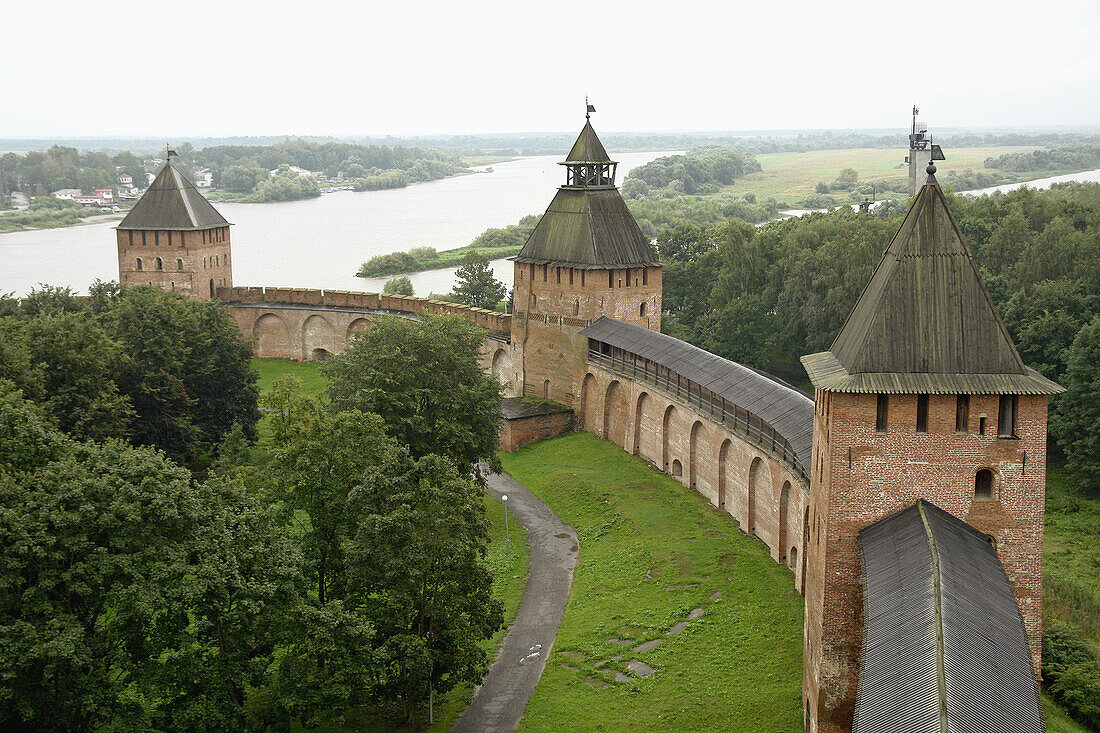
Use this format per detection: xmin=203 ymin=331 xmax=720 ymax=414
xmin=1043 ymin=624 xmax=1100 ymax=729
xmin=383 ymin=276 xmax=414 ymax=296
xmin=358 ymin=251 xmax=419 ymax=277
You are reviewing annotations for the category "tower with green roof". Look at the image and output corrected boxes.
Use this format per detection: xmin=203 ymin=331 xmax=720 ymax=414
xmin=512 ymin=114 xmax=662 ymax=404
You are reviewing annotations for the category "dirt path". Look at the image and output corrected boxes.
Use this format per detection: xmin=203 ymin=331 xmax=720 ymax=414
xmin=451 ymin=469 xmax=578 ymax=733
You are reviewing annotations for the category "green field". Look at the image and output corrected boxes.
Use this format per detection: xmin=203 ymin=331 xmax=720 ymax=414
xmin=731 ymin=146 xmax=1041 ymax=202
xmin=502 ymin=433 xmax=804 ymax=732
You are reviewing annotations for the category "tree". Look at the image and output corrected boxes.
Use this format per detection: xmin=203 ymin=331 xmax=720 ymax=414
xmin=1052 ymin=316 xmax=1100 ymax=494
xmin=351 ymin=453 xmax=502 ymax=721
xmin=324 ymin=315 xmax=504 ymax=476
xmin=104 ymin=286 xmax=259 ymax=470
xmin=451 ymin=252 xmax=506 ymax=309
xmin=383 ymin=275 xmax=414 ymax=296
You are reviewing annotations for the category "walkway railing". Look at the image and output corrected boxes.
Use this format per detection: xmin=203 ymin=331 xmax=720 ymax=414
xmin=588 ymin=349 xmax=809 ymax=486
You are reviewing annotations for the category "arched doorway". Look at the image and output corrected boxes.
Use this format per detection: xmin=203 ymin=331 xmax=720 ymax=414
xmin=689 ymin=421 xmax=703 ymax=488
xmin=490 ymin=348 xmax=507 ymax=377
xmin=310 ymin=348 xmax=329 ymax=361
xmin=779 ymin=481 xmax=791 ymax=563
xmin=543 ymin=380 xmax=551 ymax=399
xmin=579 ymin=373 xmax=599 ymax=433
xmin=671 ymin=459 xmax=683 ymax=477
xmin=747 ymin=457 xmax=764 ymax=536
xmin=633 ymin=392 xmax=650 ymax=455
xmin=718 ymin=439 xmax=731 ymax=514
xmin=662 ymin=404 xmax=676 ymax=471
xmin=603 ymin=380 xmax=627 ymax=447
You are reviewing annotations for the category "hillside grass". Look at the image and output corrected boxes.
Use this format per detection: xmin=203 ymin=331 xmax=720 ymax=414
xmin=253 ymin=357 xmax=531 ymax=731
xmin=502 ymin=432 xmax=804 ymax=732
xmin=1043 ymin=461 xmax=1100 ymax=650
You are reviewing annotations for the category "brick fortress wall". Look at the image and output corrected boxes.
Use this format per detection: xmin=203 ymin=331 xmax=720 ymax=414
xmin=512 ymin=261 xmax=661 ymax=406
xmin=803 ymin=390 xmax=1048 ymax=733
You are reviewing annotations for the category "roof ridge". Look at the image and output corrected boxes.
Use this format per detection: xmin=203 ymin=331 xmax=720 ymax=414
xmin=917 ymin=500 xmax=950 ymax=733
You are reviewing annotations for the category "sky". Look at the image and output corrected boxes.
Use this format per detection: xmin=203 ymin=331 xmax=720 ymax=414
xmin=2 ymin=0 xmax=1097 ymax=138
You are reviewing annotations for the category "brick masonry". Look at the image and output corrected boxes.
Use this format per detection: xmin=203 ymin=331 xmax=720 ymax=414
xmin=116 ymin=226 xmax=232 ymax=299
xmin=499 ymin=410 xmax=575 ymax=452
xmin=803 ymin=390 xmax=1048 ymax=733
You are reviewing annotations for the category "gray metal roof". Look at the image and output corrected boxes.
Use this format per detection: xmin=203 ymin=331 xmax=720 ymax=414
xmin=564 ymin=120 xmax=614 ymax=163
xmin=579 ymin=317 xmax=814 ymax=473
xmin=117 ymin=160 xmax=230 ymax=231
xmin=855 ymin=500 xmax=1045 ymax=733
xmin=803 ymin=176 xmax=1061 ymax=395
xmin=515 ymin=187 xmax=659 ymax=268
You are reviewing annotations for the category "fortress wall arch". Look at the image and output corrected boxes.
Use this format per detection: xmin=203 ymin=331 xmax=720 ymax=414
xmin=580 ymin=373 xmax=600 ymax=434
xmin=579 ymin=361 xmax=807 ymax=586
xmin=603 ymin=381 xmax=628 ymax=448
xmin=346 ymin=317 xmax=373 ymax=344
xmin=302 ymin=314 xmax=336 ymax=361
xmin=252 ymin=313 xmax=292 ymax=359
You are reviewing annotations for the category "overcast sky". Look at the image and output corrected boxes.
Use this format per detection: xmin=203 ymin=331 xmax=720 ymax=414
xmin=3 ymin=0 xmax=1097 ymax=138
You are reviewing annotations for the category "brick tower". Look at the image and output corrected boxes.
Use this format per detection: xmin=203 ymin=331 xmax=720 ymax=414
xmin=799 ymin=164 xmax=1062 ymax=732
xmin=115 ymin=154 xmax=232 ymax=299
xmin=512 ymin=114 xmax=662 ymax=404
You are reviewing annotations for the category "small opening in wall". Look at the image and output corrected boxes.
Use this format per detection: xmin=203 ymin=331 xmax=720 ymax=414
xmin=608 ymin=270 xmax=614 ymax=288
xmin=998 ymin=395 xmax=1017 ymax=438
xmin=128 ymin=231 xmax=133 ymax=246
xmin=643 ymin=268 xmax=648 ymax=286
xmin=640 ymin=302 xmax=647 ymax=318
xmin=176 ymin=258 xmax=183 ymax=270
xmin=975 ymin=469 xmax=994 ymax=500
xmin=671 ymin=459 xmax=683 ymax=477
xmin=569 ymin=268 xmax=574 ymax=285
xmin=141 ymin=231 xmax=146 ymax=246
xmin=916 ymin=394 xmax=929 ymax=433
xmin=956 ymin=394 xmax=970 ymax=433
xmin=155 ymin=257 xmax=163 ymax=271
xmin=875 ymin=394 xmax=888 ymax=433
xmin=979 ymin=415 xmax=988 ymax=435
xmin=556 ymin=267 xmax=561 ymax=284
xmin=136 ymin=257 xmax=143 ymax=271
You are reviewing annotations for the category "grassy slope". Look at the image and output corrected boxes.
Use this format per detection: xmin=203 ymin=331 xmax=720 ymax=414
xmin=254 ymin=358 xmax=531 ymax=732
xmin=732 ymin=146 xmax=1041 ymax=202
xmin=502 ymin=433 xmax=803 ymax=733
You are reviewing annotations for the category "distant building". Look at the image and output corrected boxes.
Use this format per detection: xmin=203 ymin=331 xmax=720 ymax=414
xmin=270 ymin=165 xmax=316 ymax=178
xmin=193 ymin=168 xmax=213 ymax=188
xmin=51 ymin=188 xmax=82 ymax=200
xmin=118 ymin=173 xmax=133 ymax=187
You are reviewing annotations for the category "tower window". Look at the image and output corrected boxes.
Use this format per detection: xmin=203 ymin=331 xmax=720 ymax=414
xmin=581 ymin=270 xmax=585 ymax=287
xmin=998 ymin=395 xmax=1017 ymax=438
xmin=176 ymin=258 xmax=183 ymax=270
xmin=608 ymin=270 xmax=614 ymax=288
xmin=141 ymin=231 xmax=146 ymax=246
xmin=556 ymin=267 xmax=561 ymax=284
xmin=975 ymin=469 xmax=994 ymax=499
xmin=875 ymin=394 xmax=888 ymax=433
xmin=167 ymin=232 xmax=172 ymax=246
xmin=640 ymin=302 xmax=647 ymax=318
xmin=916 ymin=394 xmax=929 ymax=433
xmin=569 ymin=268 xmax=574 ymax=285
xmin=979 ymin=416 xmax=988 ymax=435
xmin=543 ymin=265 xmax=547 ymax=282
xmin=573 ymin=300 xmax=579 ymax=316
xmin=136 ymin=257 xmax=143 ymax=271
xmin=956 ymin=395 xmax=969 ymax=433
xmin=154 ymin=231 xmax=159 ymax=246
xmin=529 ymin=263 xmax=535 ymax=280
xmin=127 ymin=231 xmax=133 ymax=246
xmin=643 ymin=268 xmax=648 ymax=286
xmin=155 ymin=257 xmax=163 ymax=271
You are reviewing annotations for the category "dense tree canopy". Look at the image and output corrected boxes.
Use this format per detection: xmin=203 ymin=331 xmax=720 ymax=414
xmin=324 ymin=315 xmax=504 ymax=476
xmin=452 ymin=252 xmax=507 ymax=309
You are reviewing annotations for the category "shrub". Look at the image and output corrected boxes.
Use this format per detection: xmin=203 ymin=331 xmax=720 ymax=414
xmin=1043 ymin=624 xmax=1100 ymax=729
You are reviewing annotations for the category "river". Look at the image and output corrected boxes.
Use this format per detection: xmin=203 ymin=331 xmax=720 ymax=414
xmin=0 ymin=151 xmax=675 ymax=298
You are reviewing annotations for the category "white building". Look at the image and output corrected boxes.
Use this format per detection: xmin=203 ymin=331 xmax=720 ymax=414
xmin=52 ymin=188 xmax=82 ymax=200
xmin=193 ymin=168 xmax=214 ymax=188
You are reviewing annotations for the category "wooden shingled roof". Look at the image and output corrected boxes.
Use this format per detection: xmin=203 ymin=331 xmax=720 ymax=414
xmin=117 ymin=160 xmax=229 ymax=231
xmin=564 ymin=119 xmax=613 ymax=163
xmin=854 ymin=500 xmax=1044 ymax=733
xmin=516 ymin=121 xmax=658 ymax=268
xmin=802 ymin=171 xmax=1062 ymax=395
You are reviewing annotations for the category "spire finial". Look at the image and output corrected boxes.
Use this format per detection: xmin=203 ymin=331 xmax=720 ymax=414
xmin=585 ymin=96 xmax=595 ymax=121
xmin=926 ymin=162 xmax=937 ymax=176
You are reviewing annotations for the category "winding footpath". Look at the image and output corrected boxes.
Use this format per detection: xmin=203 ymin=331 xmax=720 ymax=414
xmin=451 ymin=469 xmax=579 ymax=733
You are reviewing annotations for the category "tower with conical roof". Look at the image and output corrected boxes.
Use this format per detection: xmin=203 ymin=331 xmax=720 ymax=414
xmin=798 ymin=163 xmax=1061 ymax=733
xmin=115 ymin=156 xmax=233 ymax=299
xmin=511 ymin=114 xmax=661 ymax=404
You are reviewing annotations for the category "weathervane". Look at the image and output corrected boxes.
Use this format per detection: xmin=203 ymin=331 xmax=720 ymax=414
xmin=586 ymin=96 xmax=595 ymax=120
xmin=165 ymin=144 xmax=178 ymax=160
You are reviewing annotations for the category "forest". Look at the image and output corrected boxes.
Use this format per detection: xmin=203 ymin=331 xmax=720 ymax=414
xmin=0 ymin=287 xmax=507 ymax=731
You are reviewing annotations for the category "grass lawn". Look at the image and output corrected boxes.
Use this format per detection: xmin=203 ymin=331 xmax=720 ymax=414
xmin=254 ymin=357 xmax=330 ymax=397
xmin=1044 ymin=461 xmax=1100 ymax=648
xmin=502 ymin=433 xmax=804 ymax=732
xmin=728 ymin=145 xmax=1042 ymax=203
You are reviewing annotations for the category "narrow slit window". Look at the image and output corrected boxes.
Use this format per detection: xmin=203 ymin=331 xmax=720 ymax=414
xmin=916 ymin=394 xmax=929 ymax=433
xmin=643 ymin=267 xmax=648 ymax=286
xmin=136 ymin=257 xmax=143 ymax=271
xmin=956 ymin=395 xmax=970 ymax=433
xmin=875 ymin=394 xmax=888 ymax=433
xmin=979 ymin=416 xmax=987 ymax=435
xmin=127 ymin=231 xmax=133 ymax=246
xmin=141 ymin=231 xmax=146 ymax=246
xmin=640 ymin=302 xmax=647 ymax=317
xmin=556 ymin=267 xmax=561 ymax=284
xmin=176 ymin=258 xmax=183 ymax=270
xmin=608 ymin=270 xmax=614 ymax=288
xmin=569 ymin=268 xmax=574 ymax=285
xmin=998 ymin=395 xmax=1017 ymax=437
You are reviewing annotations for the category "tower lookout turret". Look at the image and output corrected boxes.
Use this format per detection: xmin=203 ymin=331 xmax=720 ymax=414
xmin=115 ymin=154 xmax=233 ymax=300
xmin=905 ymin=105 xmax=945 ymax=195
xmin=511 ymin=115 xmax=662 ymax=404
